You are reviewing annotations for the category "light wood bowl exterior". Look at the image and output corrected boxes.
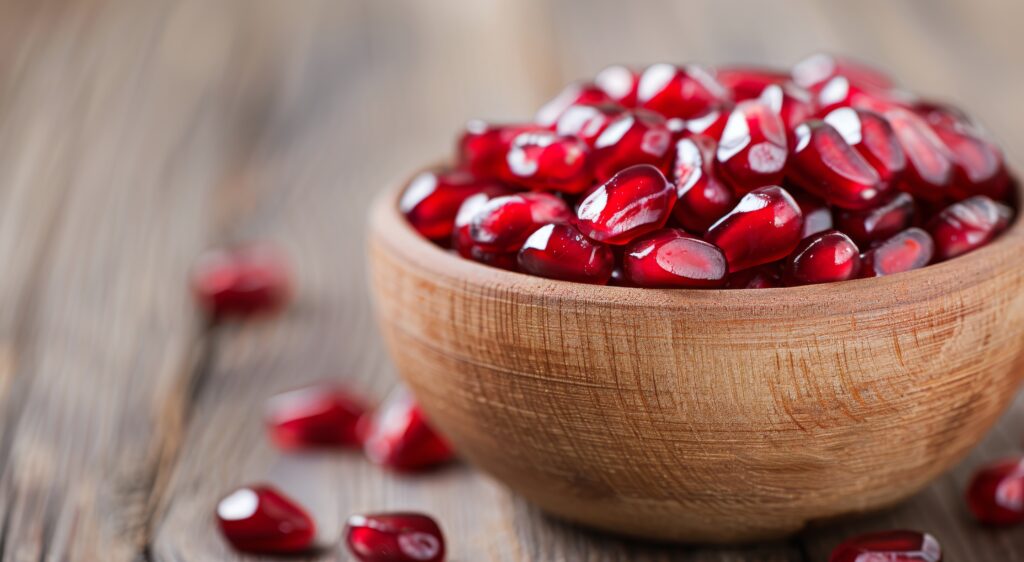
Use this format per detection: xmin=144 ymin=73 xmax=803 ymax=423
xmin=368 ymin=176 xmax=1024 ymax=543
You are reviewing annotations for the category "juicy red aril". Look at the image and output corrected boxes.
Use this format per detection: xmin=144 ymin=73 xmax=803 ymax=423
xmin=591 ymin=110 xmax=673 ymax=182
xmin=759 ymin=83 xmax=815 ymax=133
xmin=824 ymin=107 xmax=906 ymax=184
xmin=783 ymin=230 xmax=861 ymax=286
xmin=829 ymin=530 xmax=942 ymax=562
xmin=715 ymin=66 xmax=789 ymax=100
xmin=266 ymin=384 xmax=367 ymax=449
xmin=671 ymin=135 xmax=735 ymax=232
xmin=811 ymin=75 xmax=907 ymax=115
xmin=705 ymin=185 xmax=804 ymax=272
xmin=967 ymin=457 xmax=1024 ymax=526
xmin=555 ymin=103 xmax=625 ymax=147
xmin=922 ymin=107 xmax=1010 ymax=201
xmin=792 ymin=53 xmax=895 ymax=92
xmin=794 ymin=194 xmax=833 ymax=238
xmin=345 ymin=513 xmax=445 ymax=562
xmin=518 ymin=223 xmax=615 ymax=284
xmin=623 ymin=228 xmax=727 ymax=288
xmin=671 ymin=108 xmax=730 ymax=141
xmin=595 ymin=65 xmax=640 ymax=107
xmin=451 ymin=193 xmax=517 ymax=270
xmin=884 ymin=108 xmax=955 ymax=203
xmin=637 ymin=63 xmax=731 ymax=119
xmin=501 ymin=131 xmax=591 ymax=194
xmin=927 ymin=195 xmax=1013 ymax=261
xmin=535 ymin=82 xmax=613 ymax=127
xmin=216 ymin=485 xmax=315 ymax=554
xmin=363 ymin=388 xmax=454 ymax=471
xmin=457 ymin=120 xmax=538 ymax=179
xmin=716 ymin=100 xmax=788 ymax=193
xmin=401 ymin=170 xmax=507 ymax=241
xmin=788 ymin=120 xmax=888 ymax=210
xmin=726 ymin=264 xmax=782 ymax=289
xmin=835 ymin=192 xmax=915 ymax=245
xmin=461 ymin=191 xmax=571 ymax=253
xmin=574 ymin=164 xmax=677 ymax=245
xmin=861 ymin=227 xmax=934 ymax=277
xmin=192 ymin=245 xmax=291 ymax=317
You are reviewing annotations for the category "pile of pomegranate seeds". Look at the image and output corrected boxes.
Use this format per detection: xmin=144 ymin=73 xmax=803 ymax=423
xmin=403 ymin=54 xmax=1018 ymax=287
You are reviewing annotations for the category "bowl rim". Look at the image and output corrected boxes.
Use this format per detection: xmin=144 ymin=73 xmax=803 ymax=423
xmin=371 ymin=165 xmax=1024 ymax=312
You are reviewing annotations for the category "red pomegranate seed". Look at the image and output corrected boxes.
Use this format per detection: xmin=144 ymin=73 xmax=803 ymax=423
xmin=266 ymin=384 xmax=367 ymax=450
xmin=363 ymin=388 xmax=454 ymax=471
xmin=590 ymin=109 xmax=673 ymax=182
xmin=794 ymin=194 xmax=834 ymax=238
xmin=860 ymin=228 xmax=934 ymax=277
xmin=672 ymin=108 xmax=730 ymax=141
xmin=829 ymin=530 xmax=942 ymax=562
xmin=535 ymin=82 xmax=613 ymax=127
xmin=451 ymin=193 xmax=520 ymax=271
xmin=670 ymin=135 xmax=735 ymax=232
xmin=574 ymin=164 xmax=677 ymax=245
xmin=726 ymin=264 xmax=782 ymax=289
xmin=623 ymin=228 xmax=727 ymax=288
xmin=518 ymin=223 xmax=615 ymax=284
xmin=758 ymin=83 xmax=815 ymax=133
xmin=500 ymin=130 xmax=592 ymax=193
xmin=835 ymin=192 xmax=915 ymax=245
xmin=461 ymin=191 xmax=571 ymax=254
xmin=823 ymin=107 xmax=907 ymax=184
xmin=192 ymin=245 xmax=291 ymax=317
xmin=715 ymin=66 xmax=789 ymax=100
xmin=636 ymin=63 xmax=731 ymax=119
xmin=216 ymin=485 xmax=316 ymax=554
xmin=705 ymin=185 xmax=804 ymax=272
xmin=555 ymin=103 xmax=625 ymax=146
xmin=788 ymin=120 xmax=888 ymax=210
xmin=920 ymin=106 xmax=1010 ymax=201
xmin=783 ymin=230 xmax=861 ymax=286
xmin=884 ymin=108 xmax=955 ymax=203
xmin=792 ymin=53 xmax=895 ymax=92
xmin=595 ymin=64 xmax=640 ymax=107
xmin=400 ymin=170 xmax=507 ymax=241
xmin=716 ymin=100 xmax=788 ymax=193
xmin=457 ymin=120 xmax=539 ymax=179
xmin=810 ymin=75 xmax=908 ymax=115
xmin=345 ymin=513 xmax=445 ymax=562
xmin=927 ymin=195 xmax=1013 ymax=261
xmin=967 ymin=457 xmax=1024 ymax=526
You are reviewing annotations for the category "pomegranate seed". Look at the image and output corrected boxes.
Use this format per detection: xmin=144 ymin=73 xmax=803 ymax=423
xmin=788 ymin=120 xmax=888 ymax=210
xmin=884 ymin=108 xmax=955 ymax=203
xmin=574 ymin=164 xmax=677 ymax=245
xmin=266 ymin=384 xmax=367 ymax=450
xmin=861 ymin=228 xmax=934 ymax=277
xmin=535 ymin=82 xmax=613 ymax=127
xmin=794 ymin=194 xmax=834 ymax=238
xmin=927 ymin=195 xmax=1013 ymax=261
xmin=460 ymin=191 xmax=571 ymax=254
xmin=967 ymin=457 xmax=1024 ymax=526
xmin=623 ymin=228 xmax=727 ymax=288
xmin=345 ymin=513 xmax=445 ymax=562
xmin=451 ymin=192 xmax=522 ymax=270
xmin=216 ymin=485 xmax=315 ymax=554
xmin=672 ymin=108 xmax=730 ymax=141
xmin=555 ymin=103 xmax=625 ymax=146
xmin=705 ymin=185 xmax=804 ymax=272
xmin=793 ymin=53 xmax=895 ymax=91
xmin=400 ymin=170 xmax=507 ymax=241
xmin=835 ymin=192 xmax=916 ymax=245
xmin=726 ymin=264 xmax=782 ymax=289
xmin=595 ymin=65 xmax=640 ymax=107
xmin=920 ymin=106 xmax=1010 ymax=201
xmin=783 ymin=230 xmax=861 ymax=285
xmin=363 ymin=388 xmax=454 ymax=472
xmin=457 ymin=121 xmax=538 ymax=179
xmin=715 ymin=66 xmax=789 ymax=100
xmin=824 ymin=107 xmax=907 ymax=184
xmin=759 ymin=83 xmax=815 ymax=133
xmin=636 ymin=63 xmax=731 ymax=119
xmin=192 ymin=245 xmax=291 ymax=317
xmin=518 ymin=223 xmax=615 ymax=284
xmin=810 ymin=74 xmax=909 ymax=115
xmin=590 ymin=110 xmax=674 ymax=182
xmin=670 ymin=135 xmax=735 ymax=232
xmin=829 ymin=530 xmax=942 ymax=562
xmin=716 ymin=100 xmax=788 ymax=193
xmin=500 ymin=131 xmax=592 ymax=193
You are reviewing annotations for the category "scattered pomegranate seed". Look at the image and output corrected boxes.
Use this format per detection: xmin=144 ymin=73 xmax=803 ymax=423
xmin=265 ymin=384 xmax=367 ymax=450
xmin=192 ymin=245 xmax=291 ymax=317
xmin=793 ymin=194 xmax=833 ymax=238
xmin=927 ymin=195 xmax=1013 ymax=261
xmin=457 ymin=120 xmax=538 ymax=179
xmin=555 ymin=103 xmax=625 ymax=147
xmin=595 ymin=64 xmax=640 ymax=107
xmin=590 ymin=110 xmax=674 ymax=182
xmin=726 ymin=264 xmax=782 ymax=289
xmin=860 ymin=227 xmax=934 ymax=277
xmin=623 ymin=228 xmax=727 ymax=288
xmin=345 ymin=513 xmax=445 ymax=562
xmin=500 ymin=131 xmax=592 ymax=194
xmin=705 ymin=185 xmax=804 ymax=272
xmin=518 ymin=223 xmax=615 ymax=284
xmin=835 ymin=192 xmax=916 ymax=245
xmin=363 ymin=388 xmax=454 ymax=472
xmin=636 ymin=63 xmax=731 ymax=119
xmin=535 ymin=82 xmax=613 ymax=127
xmin=783 ymin=230 xmax=861 ymax=286
xmin=670 ymin=135 xmax=735 ymax=232
xmin=792 ymin=53 xmax=895 ymax=92
xmin=966 ymin=457 xmax=1024 ymax=526
xmin=716 ymin=100 xmax=788 ymax=193
xmin=823 ymin=107 xmax=906 ymax=185
xmin=216 ymin=485 xmax=315 ymax=554
xmin=884 ymin=108 xmax=955 ymax=203
xmin=788 ymin=120 xmax=888 ymax=210
xmin=459 ymin=191 xmax=571 ymax=254
xmin=829 ymin=530 xmax=942 ymax=562
xmin=401 ymin=170 xmax=507 ymax=241
xmin=715 ymin=66 xmax=789 ymax=100
xmin=574 ymin=164 xmax=677 ymax=245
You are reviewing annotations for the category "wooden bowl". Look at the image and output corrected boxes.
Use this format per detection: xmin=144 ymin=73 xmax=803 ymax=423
xmin=368 ymin=175 xmax=1024 ymax=543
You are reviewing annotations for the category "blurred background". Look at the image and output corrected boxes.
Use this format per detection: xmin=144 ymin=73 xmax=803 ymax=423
xmin=0 ymin=0 xmax=1022 ymax=560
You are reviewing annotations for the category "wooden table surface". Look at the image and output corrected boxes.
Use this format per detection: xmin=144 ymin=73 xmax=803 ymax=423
xmin=1 ymin=1 xmax=1023 ymax=560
